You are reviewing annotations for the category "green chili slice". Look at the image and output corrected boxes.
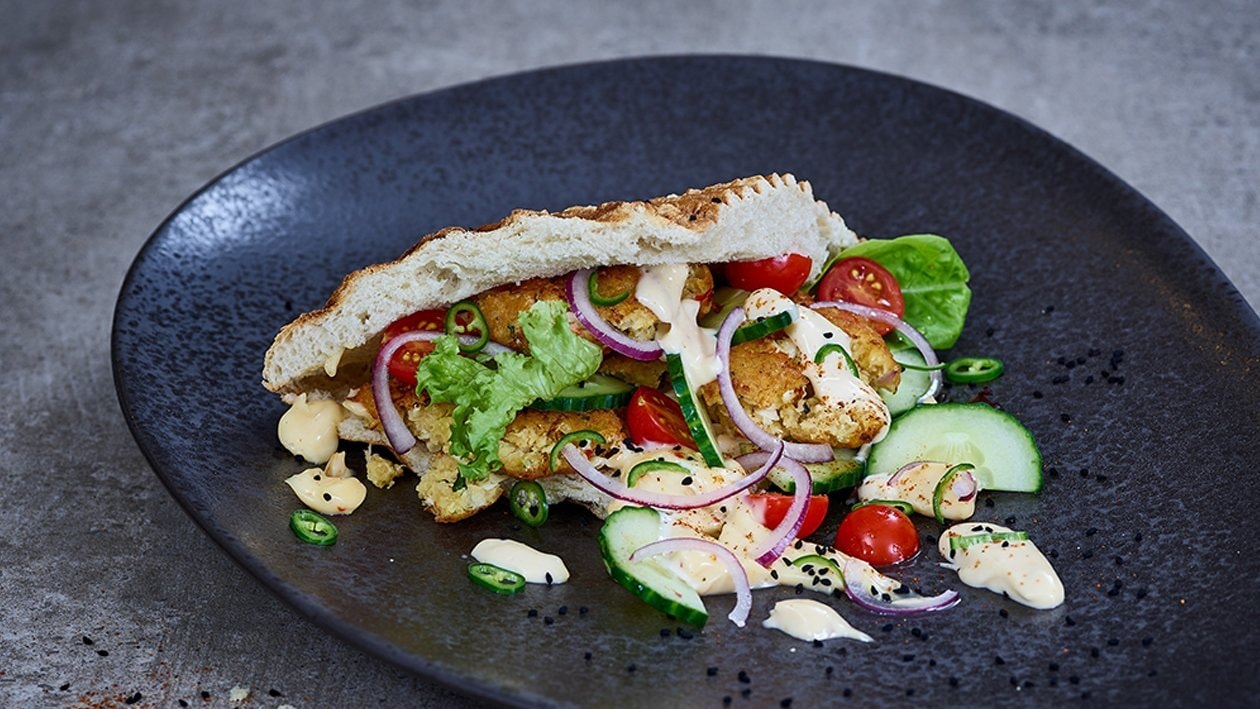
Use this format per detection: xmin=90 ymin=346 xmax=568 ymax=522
xmin=932 ymin=462 xmax=975 ymax=524
xmin=851 ymin=499 xmax=915 ymax=515
xmin=626 ymin=459 xmax=690 ymax=487
xmin=944 ymin=357 xmax=1004 ymax=384
xmin=467 ymin=562 xmax=526 ymax=594
xmin=587 ymin=269 xmax=631 ymax=307
xmin=788 ymin=554 xmax=845 ymax=584
xmin=814 ymin=343 xmax=860 ymax=377
xmin=289 ymin=509 xmax=338 ymax=546
xmin=548 ymin=429 xmax=607 ymax=472
xmin=444 ymin=301 xmax=489 ymax=353
xmin=509 ymin=480 xmax=549 ymax=527
xmin=948 ymin=530 xmax=1030 ymax=551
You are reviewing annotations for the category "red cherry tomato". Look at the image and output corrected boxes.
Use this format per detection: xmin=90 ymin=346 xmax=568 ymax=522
xmin=724 ymin=254 xmax=813 ymax=294
xmin=747 ymin=493 xmax=829 ymax=539
xmin=834 ymin=504 xmax=920 ymax=566
xmin=382 ymin=310 xmax=446 ymax=386
xmin=626 ymin=387 xmax=696 ymax=449
xmin=815 ymin=257 xmax=905 ymax=335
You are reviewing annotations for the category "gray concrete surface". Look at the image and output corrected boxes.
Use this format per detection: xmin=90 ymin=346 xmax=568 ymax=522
xmin=3 ymin=1 xmax=1256 ymax=706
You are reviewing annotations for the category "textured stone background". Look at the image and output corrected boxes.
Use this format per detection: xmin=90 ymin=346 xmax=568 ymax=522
xmin=3 ymin=1 xmax=1256 ymax=706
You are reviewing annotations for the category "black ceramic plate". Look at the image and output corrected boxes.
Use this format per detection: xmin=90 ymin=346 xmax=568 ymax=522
xmin=114 ymin=56 xmax=1260 ymax=706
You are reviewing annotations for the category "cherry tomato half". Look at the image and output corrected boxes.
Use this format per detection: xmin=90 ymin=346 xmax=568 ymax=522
xmin=816 ymin=257 xmax=906 ymax=335
xmin=724 ymin=254 xmax=813 ymax=294
xmin=834 ymin=504 xmax=920 ymax=566
xmin=747 ymin=493 xmax=829 ymax=539
xmin=626 ymin=387 xmax=696 ymax=449
xmin=383 ymin=309 xmax=446 ymax=386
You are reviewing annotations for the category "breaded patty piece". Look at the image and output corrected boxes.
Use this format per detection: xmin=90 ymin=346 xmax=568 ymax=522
xmin=473 ymin=265 xmax=714 ymax=351
xmin=599 ymin=353 xmax=667 ymax=388
xmin=499 ymin=408 xmax=627 ymax=480
xmin=811 ymin=306 xmax=901 ymax=392
xmin=698 ymin=333 xmax=891 ymax=449
xmin=415 ymin=455 xmax=508 ymax=523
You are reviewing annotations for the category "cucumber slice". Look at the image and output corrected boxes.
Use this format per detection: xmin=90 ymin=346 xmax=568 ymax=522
xmin=598 ymin=506 xmax=708 ymax=626
xmin=767 ymin=450 xmax=865 ymax=494
xmin=881 ymin=348 xmax=933 ymax=417
xmin=665 ymin=354 xmax=726 ymax=467
xmin=531 ymin=374 xmax=635 ymax=411
xmin=867 ymin=403 xmax=1043 ymax=493
xmin=698 ymin=287 xmax=748 ymax=328
xmin=731 ymin=310 xmax=794 ymax=346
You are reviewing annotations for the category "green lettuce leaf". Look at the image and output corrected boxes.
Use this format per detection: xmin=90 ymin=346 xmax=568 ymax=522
xmin=413 ymin=300 xmax=602 ymax=482
xmin=830 ymin=234 xmax=972 ymax=350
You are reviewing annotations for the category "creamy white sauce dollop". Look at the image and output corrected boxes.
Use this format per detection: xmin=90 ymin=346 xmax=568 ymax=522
xmin=285 ymin=451 xmax=367 ymax=515
xmin=471 ymin=539 xmax=570 ymax=584
xmin=763 ymin=599 xmax=873 ymax=643
xmin=278 ymin=393 xmax=343 ymax=464
xmin=636 ymin=265 xmax=720 ymax=388
xmin=858 ymin=461 xmax=977 ymax=521
xmin=939 ymin=523 xmax=1064 ymax=609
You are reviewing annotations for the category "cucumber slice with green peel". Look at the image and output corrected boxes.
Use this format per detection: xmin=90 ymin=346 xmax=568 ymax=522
xmin=730 ymin=310 xmax=794 ymax=346
xmin=598 ymin=506 xmax=708 ymax=626
xmin=698 ymin=287 xmax=749 ymax=328
xmin=881 ymin=348 xmax=934 ymax=417
xmin=766 ymin=450 xmax=866 ymax=494
xmin=867 ymin=403 xmax=1043 ymax=493
xmin=948 ymin=530 xmax=1030 ymax=550
xmin=665 ymin=353 xmax=726 ymax=467
xmin=531 ymin=373 xmax=635 ymax=411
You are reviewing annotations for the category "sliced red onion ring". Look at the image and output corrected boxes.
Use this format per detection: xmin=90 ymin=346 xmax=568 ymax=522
xmin=810 ymin=301 xmax=942 ymax=404
xmin=748 ymin=456 xmax=812 ymax=567
xmin=953 ymin=469 xmax=978 ymax=502
xmin=562 ymin=441 xmax=784 ymax=510
xmin=566 ymin=269 xmax=663 ymax=361
xmin=372 ymin=331 xmax=511 ymax=454
xmin=841 ymin=557 xmax=960 ymax=616
xmin=630 ymin=538 xmax=752 ymax=627
xmin=716 ymin=308 xmax=834 ymax=463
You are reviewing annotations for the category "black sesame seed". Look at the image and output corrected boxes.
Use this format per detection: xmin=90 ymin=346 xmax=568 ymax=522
xmin=1114 ymin=555 xmax=1124 ymax=565
xmin=124 ymin=693 xmax=142 ymax=705
xmin=824 ymin=331 xmax=833 ymax=339
xmin=201 ymin=692 xmax=211 ymax=699
xmin=995 ymin=655 xmax=1006 ymax=665
xmin=527 ymin=609 xmax=538 ymax=617
xmin=1142 ymin=637 xmax=1153 ymax=647
xmin=544 ymin=616 xmax=554 ymax=625
xmin=660 ymin=628 xmax=671 ymax=637
xmin=97 ymin=650 xmax=108 ymax=657
xmin=1082 ymin=550 xmax=1094 ymax=559
xmin=1090 ymin=647 xmax=1100 ymax=658
xmin=722 ymin=697 xmax=732 ymax=706
xmin=1134 ymin=532 xmax=1143 ymax=543
xmin=1069 ymin=675 xmax=1080 ymax=684
xmin=1065 ymin=616 xmax=1076 ymax=626
xmin=1060 ymin=413 xmax=1072 ymax=423
xmin=882 ymin=623 xmax=894 ymax=633
xmin=580 ymin=606 xmax=590 ymax=615
xmin=986 ymin=326 xmax=995 ymax=337
xmin=1032 ymin=390 xmax=1043 ymax=399
xmin=677 ymin=627 xmax=694 ymax=640
xmin=584 ymin=651 xmax=592 ymax=661
xmin=545 ymin=572 xmax=554 ymax=584
xmin=985 ymin=498 xmax=995 ymax=508
xmin=707 ymin=666 xmax=719 ymax=676
xmin=1107 ymin=638 xmax=1120 ymax=646
xmin=948 ymin=676 xmax=959 ymax=688
xmin=82 ymin=636 xmax=94 ymax=645
xmin=179 ymin=701 xmax=189 ymax=708
xmin=812 ymin=639 xmax=823 ymax=648
xmin=558 ymin=605 xmax=568 ymax=615
xmin=781 ymin=699 xmax=794 ymax=707
xmin=627 ymin=664 xmax=636 ymax=673
xmin=269 ymin=689 xmax=283 ymax=697
xmin=770 ymin=569 xmax=779 ymax=580
xmin=738 ymin=670 xmax=751 ymax=683
xmin=902 ymin=654 xmax=915 ymax=662
xmin=1085 ymin=375 xmax=1095 ymax=384
xmin=322 ymin=492 xmax=332 ymax=501
xmin=681 ymin=476 xmax=693 ymax=486
xmin=313 ymin=474 xmax=321 ymax=481
xmin=825 ymin=666 xmax=834 ymax=676
xmin=843 ymin=688 xmax=853 ymax=697
xmin=999 ymin=608 xmax=1009 ymax=618
xmin=59 ymin=683 xmax=70 ymax=692
xmin=1044 ymin=305 xmax=1055 ymax=313
xmin=741 ymin=689 xmax=752 ymax=699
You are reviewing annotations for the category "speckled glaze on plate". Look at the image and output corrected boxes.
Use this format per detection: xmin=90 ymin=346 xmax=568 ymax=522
xmin=113 ymin=56 xmax=1260 ymax=706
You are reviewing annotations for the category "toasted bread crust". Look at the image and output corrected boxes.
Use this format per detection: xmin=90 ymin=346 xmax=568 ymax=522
xmin=262 ymin=173 xmax=857 ymax=394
